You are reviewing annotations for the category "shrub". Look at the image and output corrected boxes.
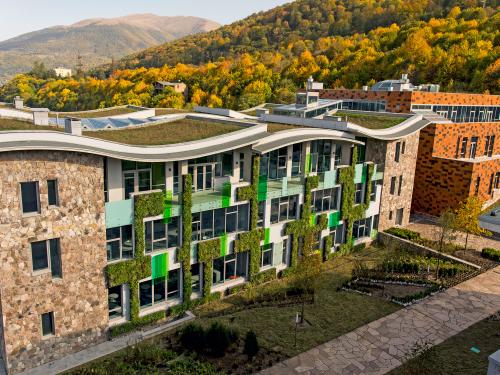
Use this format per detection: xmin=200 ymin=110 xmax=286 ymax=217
xmin=205 ymin=322 xmax=233 ymax=357
xmin=482 ymin=248 xmax=500 ymax=262
xmin=253 ymin=267 xmax=277 ymax=285
xmin=352 ymin=242 xmax=366 ymax=252
xmin=385 ymin=227 xmax=421 ymax=241
xmin=244 ymin=330 xmax=259 ymax=359
xmin=180 ymin=323 xmax=206 ymax=353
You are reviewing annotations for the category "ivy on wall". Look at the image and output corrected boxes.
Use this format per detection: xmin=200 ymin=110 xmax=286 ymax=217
xmin=179 ymin=174 xmax=193 ymax=305
xmin=237 ymin=155 xmax=260 ymax=229
xmin=198 ymin=237 xmax=221 ymax=300
xmin=337 ymin=147 xmax=374 ymax=254
xmin=106 ymin=191 xmax=164 ymax=324
xmin=234 ymin=228 xmax=264 ymax=281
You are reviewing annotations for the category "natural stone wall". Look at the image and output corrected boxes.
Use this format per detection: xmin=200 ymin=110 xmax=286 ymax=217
xmin=366 ymin=133 xmax=420 ymax=231
xmin=0 ymin=151 xmax=108 ymax=374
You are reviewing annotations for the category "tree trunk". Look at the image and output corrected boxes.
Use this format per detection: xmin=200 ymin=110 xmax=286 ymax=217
xmin=300 ymin=298 xmax=305 ymax=324
xmin=464 ymin=232 xmax=469 ymax=251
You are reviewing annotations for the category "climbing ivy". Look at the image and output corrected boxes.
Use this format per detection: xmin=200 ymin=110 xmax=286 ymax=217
xmin=234 ymin=228 xmax=264 ymax=282
xmin=198 ymin=238 xmax=221 ymax=300
xmin=337 ymin=147 xmax=374 ymax=254
xmin=180 ymin=174 xmax=193 ymax=305
xmin=237 ymin=155 xmax=260 ymax=229
xmin=106 ymin=191 xmax=164 ymax=324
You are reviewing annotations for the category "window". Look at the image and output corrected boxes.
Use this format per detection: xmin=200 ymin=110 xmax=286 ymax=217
xmin=495 ymin=172 xmax=500 ymax=190
xmin=191 ymin=264 xmax=201 ymax=292
xmin=353 ymin=217 xmax=372 ymax=239
xmin=21 ymin=181 xmax=40 ymax=214
xmin=312 ymin=188 xmax=339 ymax=213
xmin=106 ymin=225 xmax=133 ymax=261
xmin=291 ymin=144 xmax=302 ymax=177
xmin=122 ymin=161 xmax=161 ymax=199
xmin=31 ymin=239 xmax=62 ymax=278
xmin=108 ymin=285 xmax=123 ymax=319
xmin=460 ymin=137 xmax=468 ymax=158
xmin=144 ymin=217 xmax=179 ymax=253
xmin=260 ymin=146 xmax=288 ymax=180
xmin=192 ymin=204 xmax=249 ymax=242
xmin=398 ymin=175 xmax=403 ymax=196
xmin=282 ymin=238 xmax=289 ymax=265
xmin=261 ymin=244 xmax=273 ymax=267
xmin=395 ymin=208 xmax=404 ymax=226
xmin=257 ymin=201 xmax=265 ymax=228
xmin=310 ymin=140 xmax=332 ymax=173
xmin=390 ymin=176 xmax=397 ymax=195
xmin=139 ymin=269 xmax=181 ymax=309
xmin=335 ymin=223 xmax=345 ymax=245
xmin=485 ymin=135 xmax=495 ymax=157
xmin=401 ymin=141 xmax=406 ymax=155
xmin=41 ymin=312 xmax=55 ymax=337
xmin=213 ymin=252 xmax=248 ymax=284
xmin=270 ymin=195 xmax=298 ymax=223
xmin=470 ymin=137 xmax=478 ymax=159
xmin=333 ymin=144 xmax=342 ymax=166
xmin=474 ymin=177 xmax=481 ymax=196
xmin=489 ymin=173 xmax=495 ymax=195
xmin=395 ymin=142 xmax=401 ymax=162
xmin=239 ymin=153 xmax=245 ymax=181
xmin=354 ymin=183 xmax=363 ymax=204
xmin=389 ymin=210 xmax=393 ymax=220
xmin=47 ymin=180 xmax=58 ymax=206
xmin=373 ymin=214 xmax=379 ymax=231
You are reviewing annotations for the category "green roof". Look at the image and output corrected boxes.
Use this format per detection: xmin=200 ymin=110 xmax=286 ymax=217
xmin=336 ymin=111 xmax=407 ymax=129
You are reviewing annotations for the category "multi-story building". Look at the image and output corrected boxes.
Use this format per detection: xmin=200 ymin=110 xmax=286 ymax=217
xmin=316 ymin=75 xmax=500 ymax=216
xmin=0 ymin=96 xmax=423 ymax=373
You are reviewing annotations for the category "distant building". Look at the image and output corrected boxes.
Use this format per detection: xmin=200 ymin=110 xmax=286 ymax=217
xmin=154 ymin=81 xmax=188 ymax=99
xmin=54 ymin=67 xmax=72 ymax=78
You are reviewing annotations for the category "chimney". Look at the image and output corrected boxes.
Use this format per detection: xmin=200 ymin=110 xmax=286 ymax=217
xmin=64 ymin=117 xmax=82 ymax=136
xmin=362 ymin=86 xmax=368 ymax=91
xmin=13 ymin=96 xmax=24 ymax=109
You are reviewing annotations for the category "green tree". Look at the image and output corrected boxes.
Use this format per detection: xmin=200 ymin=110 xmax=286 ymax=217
xmin=434 ymin=209 xmax=456 ymax=279
xmin=454 ymin=196 xmax=491 ymax=251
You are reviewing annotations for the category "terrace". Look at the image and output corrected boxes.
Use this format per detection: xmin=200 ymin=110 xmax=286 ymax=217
xmin=48 ymin=107 xmax=139 ymax=118
xmin=336 ymin=111 xmax=408 ymax=129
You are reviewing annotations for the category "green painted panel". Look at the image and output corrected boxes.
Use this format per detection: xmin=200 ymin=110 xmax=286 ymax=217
xmin=163 ymin=190 xmax=173 ymax=224
xmin=361 ymin=165 xmax=368 ymax=184
xmin=310 ymin=214 xmax=316 ymax=227
xmin=220 ymin=234 xmax=228 ymax=257
xmin=105 ymin=199 xmax=133 ymax=228
xmin=152 ymin=253 xmax=168 ymax=280
xmin=305 ymin=153 xmax=311 ymax=175
xmin=264 ymin=228 xmax=271 ymax=245
xmin=329 ymin=211 xmax=340 ymax=228
xmin=258 ymin=176 xmax=268 ymax=202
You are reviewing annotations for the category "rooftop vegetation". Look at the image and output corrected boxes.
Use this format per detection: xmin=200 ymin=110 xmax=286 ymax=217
xmin=48 ymin=107 xmax=138 ymax=118
xmin=337 ymin=111 xmax=407 ymax=129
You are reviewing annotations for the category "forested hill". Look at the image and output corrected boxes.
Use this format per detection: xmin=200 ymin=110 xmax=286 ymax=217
xmin=114 ymin=0 xmax=496 ymax=70
xmin=0 ymin=2 xmax=498 ymax=111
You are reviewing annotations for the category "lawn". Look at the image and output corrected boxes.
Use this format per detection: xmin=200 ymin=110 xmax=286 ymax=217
xmin=49 ymin=107 xmax=139 ymax=118
xmin=337 ymin=111 xmax=407 ymax=129
xmin=0 ymin=118 xmax=61 ymax=131
xmin=69 ymin=246 xmax=401 ymax=374
xmin=155 ymin=108 xmax=189 ymax=116
xmin=267 ymin=123 xmax=307 ymax=133
xmin=389 ymin=315 xmax=500 ymax=375
xmin=84 ymin=119 xmax=244 ymax=145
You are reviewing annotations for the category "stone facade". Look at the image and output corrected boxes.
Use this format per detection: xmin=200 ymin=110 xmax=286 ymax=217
xmin=0 ymin=151 xmax=108 ymax=374
xmin=366 ymin=133 xmax=420 ymax=231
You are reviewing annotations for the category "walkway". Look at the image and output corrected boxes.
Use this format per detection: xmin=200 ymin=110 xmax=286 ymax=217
xmin=262 ymin=266 xmax=500 ymax=375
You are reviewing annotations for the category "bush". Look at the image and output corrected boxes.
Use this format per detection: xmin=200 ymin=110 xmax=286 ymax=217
xmin=180 ymin=323 xmax=206 ymax=353
xmin=385 ymin=227 xmax=421 ymax=241
xmin=352 ymin=242 xmax=366 ymax=252
xmin=253 ymin=267 xmax=277 ymax=285
xmin=244 ymin=330 xmax=259 ymax=359
xmin=482 ymin=248 xmax=500 ymax=262
xmin=205 ymin=322 xmax=234 ymax=357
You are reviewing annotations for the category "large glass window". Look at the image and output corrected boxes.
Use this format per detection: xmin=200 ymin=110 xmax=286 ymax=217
xmin=139 ymin=269 xmax=180 ymax=310
xmin=213 ymin=252 xmax=248 ymax=284
xmin=191 ymin=264 xmax=201 ymax=292
xmin=144 ymin=217 xmax=179 ymax=253
xmin=310 ymin=140 xmax=331 ymax=173
xmin=21 ymin=181 xmax=40 ymax=214
xmin=192 ymin=204 xmax=249 ymax=242
xmin=260 ymin=147 xmax=288 ymax=180
xmin=261 ymin=244 xmax=273 ymax=267
xmin=106 ymin=225 xmax=133 ymax=261
xmin=188 ymin=153 xmax=233 ymax=191
xmin=31 ymin=239 xmax=62 ymax=278
xmin=270 ymin=195 xmax=298 ymax=224
xmin=122 ymin=161 xmax=163 ymax=199
xmin=108 ymin=285 xmax=123 ymax=319
xmin=292 ymin=144 xmax=302 ymax=177
xmin=355 ymin=183 xmax=364 ymax=204
xmin=312 ymin=188 xmax=339 ymax=213
xmin=257 ymin=201 xmax=265 ymax=228
xmin=353 ymin=217 xmax=372 ymax=239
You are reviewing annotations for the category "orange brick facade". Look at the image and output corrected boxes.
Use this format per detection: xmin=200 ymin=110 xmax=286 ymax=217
xmin=318 ymin=89 xmax=500 ymax=216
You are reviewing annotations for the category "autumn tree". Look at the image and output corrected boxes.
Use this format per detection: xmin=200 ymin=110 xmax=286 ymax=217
xmin=433 ymin=209 xmax=456 ymax=279
xmin=454 ymin=196 xmax=491 ymax=251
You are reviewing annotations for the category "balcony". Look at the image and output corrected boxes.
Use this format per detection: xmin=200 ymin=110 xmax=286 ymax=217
xmin=264 ymin=176 xmax=304 ymax=200
xmin=105 ymin=199 xmax=134 ymax=228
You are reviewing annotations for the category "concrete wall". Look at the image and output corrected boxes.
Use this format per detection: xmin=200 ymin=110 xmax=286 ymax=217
xmin=0 ymin=151 xmax=108 ymax=374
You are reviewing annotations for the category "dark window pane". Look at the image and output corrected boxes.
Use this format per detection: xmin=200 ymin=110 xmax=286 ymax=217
xmin=107 ymin=240 xmax=120 ymax=261
xmin=41 ymin=312 xmax=54 ymax=336
xmin=153 ymin=220 xmax=166 ymax=240
xmin=154 ymin=277 xmax=166 ymax=303
xmin=144 ymin=221 xmax=153 ymax=253
xmin=47 ymin=180 xmax=58 ymax=206
xmin=214 ymin=209 xmax=225 ymax=237
xmin=139 ymin=280 xmax=152 ymax=308
xmin=236 ymin=252 xmax=248 ymax=277
xmin=167 ymin=270 xmax=180 ymax=299
xmin=21 ymin=182 xmax=39 ymax=213
xmin=106 ymin=227 xmax=121 ymax=240
xmin=201 ymin=211 xmax=213 ymax=240
xmin=213 ymin=257 xmax=224 ymax=284
xmin=191 ymin=264 xmax=201 ymax=291
xmin=108 ymin=285 xmax=123 ymax=319
xmin=226 ymin=212 xmax=237 ymax=233
xmin=122 ymin=226 xmax=133 ymax=258
xmin=31 ymin=241 xmax=48 ymax=271
xmin=271 ymin=200 xmax=279 ymax=223
xmin=49 ymin=239 xmax=62 ymax=278
xmin=168 ymin=217 xmax=179 ymax=248
xmin=225 ymin=254 xmax=236 ymax=281
xmin=238 ymin=204 xmax=249 ymax=231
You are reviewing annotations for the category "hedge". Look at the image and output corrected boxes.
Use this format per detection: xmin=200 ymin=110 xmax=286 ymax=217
xmin=384 ymin=227 xmax=422 ymax=241
xmin=482 ymin=248 xmax=500 ymax=262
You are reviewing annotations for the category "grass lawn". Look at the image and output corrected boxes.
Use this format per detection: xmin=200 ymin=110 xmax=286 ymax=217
xmin=49 ymin=107 xmax=138 ymax=118
xmin=0 ymin=118 xmax=62 ymax=131
xmin=155 ymin=108 xmax=189 ymax=116
xmin=389 ymin=316 xmax=500 ymax=375
xmin=337 ymin=111 xmax=407 ymax=129
xmin=267 ymin=123 xmax=308 ymax=133
xmin=84 ymin=119 xmax=244 ymax=145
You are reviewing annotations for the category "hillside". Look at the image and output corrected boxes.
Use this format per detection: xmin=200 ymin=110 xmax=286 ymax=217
xmin=0 ymin=14 xmax=220 ymax=83
xmin=0 ymin=1 xmax=498 ymax=112
xmin=114 ymin=0 xmax=492 ymax=70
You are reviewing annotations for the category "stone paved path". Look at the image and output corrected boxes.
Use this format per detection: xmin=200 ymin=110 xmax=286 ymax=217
xmin=262 ymin=266 xmax=500 ymax=375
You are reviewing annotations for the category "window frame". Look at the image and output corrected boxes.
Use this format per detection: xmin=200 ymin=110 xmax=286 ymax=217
xmin=20 ymin=181 xmax=40 ymax=215
xmin=106 ymin=225 xmax=134 ymax=261
xmin=47 ymin=179 xmax=59 ymax=206
xmin=270 ymin=195 xmax=298 ymax=224
xmin=261 ymin=244 xmax=273 ymax=268
xmin=31 ymin=238 xmax=62 ymax=278
xmin=390 ymin=176 xmax=397 ymax=195
xmin=41 ymin=312 xmax=55 ymax=338
xmin=108 ymin=285 xmax=124 ymax=320
xmin=144 ymin=217 xmax=178 ymax=254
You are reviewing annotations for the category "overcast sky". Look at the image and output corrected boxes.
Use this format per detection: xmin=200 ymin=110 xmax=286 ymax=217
xmin=0 ymin=0 xmax=292 ymax=41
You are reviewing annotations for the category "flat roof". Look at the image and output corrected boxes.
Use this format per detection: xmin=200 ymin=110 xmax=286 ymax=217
xmin=274 ymin=99 xmax=341 ymax=113
xmin=336 ymin=111 xmax=408 ymax=130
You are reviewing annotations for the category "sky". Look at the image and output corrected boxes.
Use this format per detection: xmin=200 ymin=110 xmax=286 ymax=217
xmin=0 ymin=0 xmax=292 ymax=41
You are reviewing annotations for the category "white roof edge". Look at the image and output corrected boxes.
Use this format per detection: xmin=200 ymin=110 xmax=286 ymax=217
xmin=347 ymin=114 xmax=430 ymax=140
